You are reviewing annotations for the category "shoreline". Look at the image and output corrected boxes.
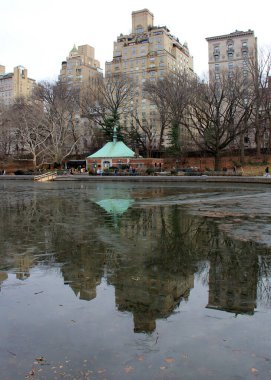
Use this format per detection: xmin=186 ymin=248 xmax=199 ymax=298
xmin=1 ymin=174 xmax=271 ymax=184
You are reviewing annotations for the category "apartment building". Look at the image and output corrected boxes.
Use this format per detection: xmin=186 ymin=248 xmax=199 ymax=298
xmin=105 ymin=9 xmax=194 ymax=152
xmin=58 ymin=45 xmax=103 ymax=155
xmin=0 ymin=65 xmax=36 ymax=106
xmin=206 ymin=30 xmax=258 ymax=151
xmin=206 ymin=30 xmax=257 ymax=80
xmin=59 ymin=44 xmax=103 ymax=89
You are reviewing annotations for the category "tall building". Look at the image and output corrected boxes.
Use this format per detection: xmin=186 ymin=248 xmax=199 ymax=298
xmin=0 ymin=65 xmax=36 ymax=106
xmin=206 ymin=30 xmax=257 ymax=80
xmin=105 ymin=9 xmax=194 ymax=151
xmin=59 ymin=44 xmax=103 ymax=89
xmin=58 ymin=45 xmax=103 ymax=155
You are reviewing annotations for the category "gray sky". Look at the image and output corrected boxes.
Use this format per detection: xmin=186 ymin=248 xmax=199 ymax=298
xmin=1 ymin=0 xmax=270 ymax=82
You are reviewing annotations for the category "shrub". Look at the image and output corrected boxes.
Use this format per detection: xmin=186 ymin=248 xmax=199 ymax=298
xmin=146 ymin=168 xmax=155 ymax=175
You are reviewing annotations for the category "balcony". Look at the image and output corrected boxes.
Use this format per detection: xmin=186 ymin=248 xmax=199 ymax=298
xmin=241 ymin=46 xmax=248 ymax=53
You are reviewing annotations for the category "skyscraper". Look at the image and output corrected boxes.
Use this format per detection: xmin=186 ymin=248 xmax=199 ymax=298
xmin=105 ymin=9 xmax=194 ymax=152
xmin=206 ymin=30 xmax=257 ymax=80
xmin=59 ymin=44 xmax=103 ymax=89
xmin=206 ymin=30 xmax=258 ymax=151
xmin=0 ymin=65 xmax=36 ymax=106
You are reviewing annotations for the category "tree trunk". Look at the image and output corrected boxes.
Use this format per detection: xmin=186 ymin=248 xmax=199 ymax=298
xmin=214 ymin=152 xmax=221 ymax=172
xmin=239 ymin=133 xmax=245 ymax=163
xmin=32 ymin=154 xmax=37 ymax=169
xmin=255 ymin=121 xmax=261 ymax=158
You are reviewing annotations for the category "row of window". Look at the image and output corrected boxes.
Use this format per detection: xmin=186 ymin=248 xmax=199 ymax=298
xmin=214 ymin=69 xmax=248 ymax=79
xmin=214 ymin=50 xmax=248 ymax=62
xmin=214 ymin=40 xmax=248 ymax=53
xmin=214 ymin=58 xmax=248 ymax=70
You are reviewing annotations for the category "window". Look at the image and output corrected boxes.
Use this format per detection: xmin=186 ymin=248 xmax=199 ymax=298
xmin=228 ymin=52 xmax=233 ymax=60
xmin=140 ymin=46 xmax=146 ymax=54
xmin=136 ymin=25 xmax=144 ymax=34
xmin=228 ymin=62 xmax=234 ymax=70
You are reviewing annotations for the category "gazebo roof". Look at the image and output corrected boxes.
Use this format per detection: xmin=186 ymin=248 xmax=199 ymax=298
xmin=87 ymin=140 xmax=136 ymax=159
xmin=96 ymin=199 xmax=134 ymax=215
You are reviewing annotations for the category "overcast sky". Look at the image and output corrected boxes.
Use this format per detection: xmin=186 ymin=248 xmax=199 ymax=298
xmin=1 ymin=0 xmax=270 ymax=82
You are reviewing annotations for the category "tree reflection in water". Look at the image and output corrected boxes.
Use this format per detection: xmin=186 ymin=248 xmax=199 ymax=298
xmin=0 ymin=183 xmax=271 ymax=335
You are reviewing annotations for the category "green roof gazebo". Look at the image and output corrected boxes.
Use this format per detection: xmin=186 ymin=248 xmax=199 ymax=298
xmin=86 ymin=127 xmax=136 ymax=171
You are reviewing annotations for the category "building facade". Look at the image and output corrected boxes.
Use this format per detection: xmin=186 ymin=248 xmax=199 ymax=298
xmin=206 ymin=30 xmax=257 ymax=80
xmin=105 ymin=9 xmax=194 ymax=152
xmin=58 ymin=44 xmax=103 ymax=155
xmin=206 ymin=30 xmax=258 ymax=151
xmin=0 ymin=65 xmax=36 ymax=106
xmin=59 ymin=44 xmax=103 ymax=89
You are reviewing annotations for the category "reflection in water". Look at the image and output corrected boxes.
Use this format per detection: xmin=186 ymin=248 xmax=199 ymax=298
xmin=2 ymin=182 xmax=271 ymax=379
xmin=0 ymin=183 xmax=271 ymax=335
xmin=96 ymin=198 xmax=134 ymax=215
xmin=207 ymin=243 xmax=258 ymax=315
xmin=0 ymin=271 xmax=8 ymax=291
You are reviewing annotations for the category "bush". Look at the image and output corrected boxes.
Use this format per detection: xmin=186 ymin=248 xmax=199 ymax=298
xmin=231 ymin=160 xmax=242 ymax=168
xmin=146 ymin=168 xmax=155 ymax=175
xmin=14 ymin=170 xmax=26 ymax=175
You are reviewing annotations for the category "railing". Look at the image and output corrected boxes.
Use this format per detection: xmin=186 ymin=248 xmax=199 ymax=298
xmin=34 ymin=171 xmax=58 ymax=182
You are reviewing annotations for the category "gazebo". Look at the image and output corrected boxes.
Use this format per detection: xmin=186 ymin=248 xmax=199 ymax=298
xmin=86 ymin=127 xmax=164 ymax=173
xmin=86 ymin=127 xmax=137 ymax=172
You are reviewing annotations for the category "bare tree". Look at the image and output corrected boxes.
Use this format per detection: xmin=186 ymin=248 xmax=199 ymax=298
xmin=34 ymin=81 xmax=82 ymax=165
xmin=143 ymin=79 xmax=171 ymax=154
xmin=185 ymin=70 xmax=254 ymax=171
xmin=129 ymin=112 xmax=159 ymax=157
xmin=80 ymin=74 xmax=134 ymax=143
xmin=249 ymin=49 xmax=271 ymax=155
xmin=143 ymin=70 xmax=197 ymax=155
xmin=0 ymin=104 xmax=13 ymax=159
xmin=9 ymin=97 xmax=50 ymax=168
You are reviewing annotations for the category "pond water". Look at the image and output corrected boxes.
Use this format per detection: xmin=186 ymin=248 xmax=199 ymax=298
xmin=1 ymin=180 xmax=271 ymax=380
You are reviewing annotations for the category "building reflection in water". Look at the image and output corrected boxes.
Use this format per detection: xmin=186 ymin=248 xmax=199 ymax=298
xmin=0 ymin=185 xmax=270 ymax=331
xmin=0 ymin=271 xmax=8 ymax=291
xmin=115 ymin=273 xmax=194 ymax=333
xmin=15 ymin=254 xmax=34 ymax=280
xmin=207 ymin=250 xmax=258 ymax=315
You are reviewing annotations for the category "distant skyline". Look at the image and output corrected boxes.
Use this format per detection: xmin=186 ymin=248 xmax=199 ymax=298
xmin=1 ymin=0 xmax=271 ymax=82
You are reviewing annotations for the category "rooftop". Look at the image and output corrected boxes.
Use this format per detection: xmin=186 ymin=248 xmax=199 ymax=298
xmin=87 ymin=127 xmax=136 ymax=159
xmin=88 ymin=141 xmax=136 ymax=158
xmin=206 ymin=30 xmax=254 ymax=41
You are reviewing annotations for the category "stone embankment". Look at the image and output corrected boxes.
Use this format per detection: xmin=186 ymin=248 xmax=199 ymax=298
xmin=1 ymin=173 xmax=271 ymax=184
